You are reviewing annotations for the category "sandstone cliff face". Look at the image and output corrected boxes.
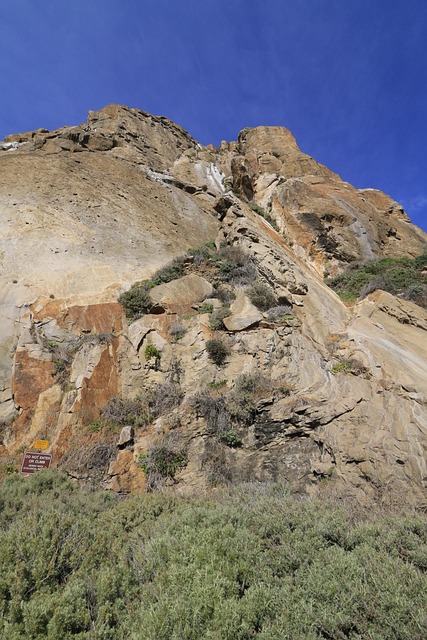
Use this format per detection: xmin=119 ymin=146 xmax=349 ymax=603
xmin=214 ymin=126 xmax=426 ymax=276
xmin=1 ymin=105 xmax=426 ymax=506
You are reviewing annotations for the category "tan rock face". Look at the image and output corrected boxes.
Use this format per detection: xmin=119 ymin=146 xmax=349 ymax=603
xmin=150 ymin=274 xmax=213 ymax=310
xmin=1 ymin=105 xmax=427 ymax=507
xmin=223 ymin=293 xmax=263 ymax=331
xmin=216 ymin=126 xmax=426 ymax=277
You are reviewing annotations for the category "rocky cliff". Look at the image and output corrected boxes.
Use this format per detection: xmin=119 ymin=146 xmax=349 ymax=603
xmin=1 ymin=104 xmax=426 ymax=506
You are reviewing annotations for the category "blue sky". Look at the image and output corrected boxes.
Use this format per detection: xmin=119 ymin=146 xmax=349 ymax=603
xmin=1 ymin=0 xmax=426 ymax=232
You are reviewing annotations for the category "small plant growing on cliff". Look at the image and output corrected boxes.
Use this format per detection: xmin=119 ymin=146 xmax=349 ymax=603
xmin=150 ymin=256 xmax=186 ymax=286
xmin=199 ymin=302 xmax=214 ymax=314
xmin=219 ymin=429 xmax=242 ymax=448
xmin=247 ymin=281 xmax=277 ymax=311
xmin=119 ymin=282 xmax=152 ymax=321
xmin=168 ymin=322 xmax=186 ymax=341
xmin=139 ymin=435 xmax=187 ymax=490
xmin=209 ymin=306 xmax=231 ymax=330
xmin=331 ymin=361 xmax=352 ymax=375
xmin=151 ymin=382 xmax=182 ymax=417
xmin=331 ymin=358 xmax=369 ymax=377
xmin=199 ymin=302 xmax=231 ymax=330
xmin=145 ymin=344 xmax=160 ymax=361
xmin=208 ymin=380 xmax=227 ymax=390
xmin=250 ymin=201 xmax=280 ymax=231
xmin=267 ymin=305 xmax=294 ymax=323
xmin=191 ymin=392 xmax=230 ymax=433
xmin=101 ymin=395 xmax=153 ymax=428
xmin=206 ymin=339 xmax=229 ymax=365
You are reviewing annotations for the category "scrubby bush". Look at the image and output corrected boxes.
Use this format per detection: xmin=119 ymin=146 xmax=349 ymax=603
xmin=218 ymin=246 xmax=257 ymax=285
xmin=213 ymin=285 xmax=236 ymax=304
xmin=206 ymin=339 xmax=229 ymax=365
xmin=219 ymin=245 xmax=248 ymax=266
xmin=225 ymin=373 xmax=268 ymax=425
xmin=139 ymin=434 xmax=187 ymax=490
xmin=151 ymin=382 xmax=182 ymax=418
xmin=100 ymin=382 xmax=182 ymax=431
xmin=150 ymin=256 xmax=186 ymax=285
xmin=201 ymin=440 xmax=234 ymax=486
xmin=168 ymin=322 xmax=186 ymax=341
xmin=119 ymin=282 xmax=152 ymax=320
xmin=326 ymin=252 xmax=427 ymax=308
xmin=219 ymin=429 xmax=242 ymax=448
xmin=191 ymin=392 xmax=231 ymax=433
xmin=2 ymin=473 xmax=427 ymax=639
xmin=267 ymin=304 xmax=294 ymax=323
xmin=331 ymin=359 xmax=369 ymax=376
xmin=209 ymin=306 xmax=231 ymax=330
xmin=228 ymin=260 xmax=257 ymax=286
xmin=188 ymin=241 xmax=256 ymax=286
xmin=247 ymin=281 xmax=277 ymax=311
xmin=187 ymin=240 xmax=217 ymax=265
xmin=144 ymin=344 xmax=160 ymax=361
xmin=193 ymin=373 xmax=285 ymax=438
xmin=101 ymin=395 xmax=152 ymax=427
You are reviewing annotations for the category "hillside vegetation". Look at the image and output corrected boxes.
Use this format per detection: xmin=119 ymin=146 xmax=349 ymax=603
xmin=326 ymin=252 xmax=427 ymax=307
xmin=1 ymin=471 xmax=427 ymax=639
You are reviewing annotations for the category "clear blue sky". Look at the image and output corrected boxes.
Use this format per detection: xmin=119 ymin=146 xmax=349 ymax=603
xmin=1 ymin=0 xmax=426 ymax=232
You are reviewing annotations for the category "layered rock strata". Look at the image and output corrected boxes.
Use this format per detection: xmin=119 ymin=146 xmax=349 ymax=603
xmin=0 ymin=105 xmax=426 ymax=506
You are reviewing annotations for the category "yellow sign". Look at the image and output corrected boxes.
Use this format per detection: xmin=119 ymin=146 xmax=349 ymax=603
xmin=33 ymin=439 xmax=49 ymax=451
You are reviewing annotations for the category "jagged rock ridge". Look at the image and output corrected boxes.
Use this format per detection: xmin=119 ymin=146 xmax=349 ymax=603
xmin=0 ymin=104 xmax=426 ymax=506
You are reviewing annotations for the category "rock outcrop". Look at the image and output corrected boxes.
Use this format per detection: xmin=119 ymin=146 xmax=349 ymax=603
xmin=1 ymin=104 xmax=426 ymax=507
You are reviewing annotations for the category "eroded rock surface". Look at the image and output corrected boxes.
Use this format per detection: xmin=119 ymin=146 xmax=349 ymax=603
xmin=1 ymin=105 xmax=426 ymax=507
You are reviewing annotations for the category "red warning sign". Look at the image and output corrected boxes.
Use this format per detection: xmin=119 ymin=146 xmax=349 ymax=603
xmin=20 ymin=452 xmax=52 ymax=474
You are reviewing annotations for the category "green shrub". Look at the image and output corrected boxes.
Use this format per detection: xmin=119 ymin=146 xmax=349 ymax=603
xmin=188 ymin=241 xmax=255 ymax=286
xmin=144 ymin=344 xmax=160 ymax=361
xmin=208 ymin=380 xmax=227 ymax=390
xmin=209 ymin=306 xmax=231 ymax=330
xmin=187 ymin=240 xmax=218 ymax=266
xmin=87 ymin=419 xmax=103 ymax=432
xmin=139 ymin=436 xmax=187 ymax=490
xmin=219 ymin=429 xmax=242 ymax=448
xmin=199 ymin=301 xmax=214 ymax=314
xmin=140 ymin=448 xmax=186 ymax=479
xmin=326 ymin=252 xmax=427 ymax=309
xmin=1 ymin=473 xmax=427 ymax=639
xmin=150 ymin=256 xmax=186 ymax=286
xmin=331 ymin=361 xmax=351 ymax=375
xmin=331 ymin=359 xmax=368 ymax=376
xmin=206 ymin=339 xmax=229 ymax=365
xmin=247 ymin=281 xmax=277 ymax=311
xmin=119 ymin=282 xmax=152 ymax=320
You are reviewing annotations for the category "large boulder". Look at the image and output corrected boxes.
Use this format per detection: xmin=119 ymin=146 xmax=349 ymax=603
xmin=223 ymin=292 xmax=263 ymax=331
xmin=149 ymin=274 xmax=213 ymax=308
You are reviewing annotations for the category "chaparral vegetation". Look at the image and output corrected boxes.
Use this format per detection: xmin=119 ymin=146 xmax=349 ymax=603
xmin=1 ymin=471 xmax=427 ymax=639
